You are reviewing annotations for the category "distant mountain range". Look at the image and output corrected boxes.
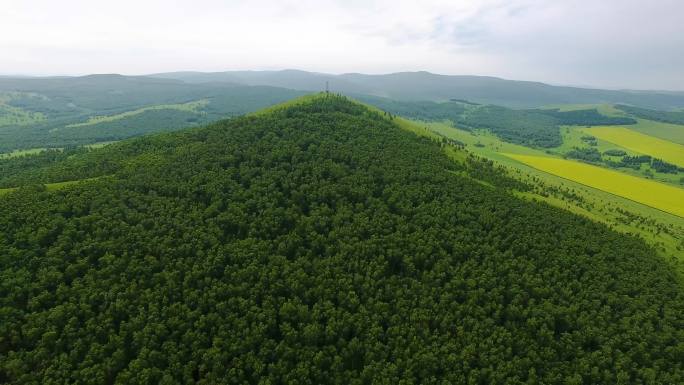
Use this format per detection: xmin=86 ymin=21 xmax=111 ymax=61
xmin=149 ymin=70 xmax=684 ymax=109
xmin=2 ymin=70 xmax=684 ymax=110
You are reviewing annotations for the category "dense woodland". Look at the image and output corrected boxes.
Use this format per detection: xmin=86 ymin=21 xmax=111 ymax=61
xmin=616 ymin=104 xmax=684 ymax=125
xmin=0 ymin=146 xmax=128 ymax=188
xmin=532 ymin=109 xmax=636 ymax=126
xmin=54 ymin=110 xmax=206 ymax=145
xmin=564 ymin=147 xmax=603 ymax=163
xmin=1 ymin=96 xmax=683 ymax=384
xmin=353 ymin=95 xmax=469 ymax=122
xmin=459 ymin=105 xmax=562 ymax=147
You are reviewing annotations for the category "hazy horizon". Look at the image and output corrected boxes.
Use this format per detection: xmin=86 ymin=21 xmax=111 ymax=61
xmin=2 ymin=0 xmax=683 ymax=91
xmin=3 ymin=69 xmax=684 ymax=94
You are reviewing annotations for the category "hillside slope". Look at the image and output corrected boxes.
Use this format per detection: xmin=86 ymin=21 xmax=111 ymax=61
xmin=1 ymin=96 xmax=683 ymax=383
xmin=0 ymin=75 xmax=306 ymax=151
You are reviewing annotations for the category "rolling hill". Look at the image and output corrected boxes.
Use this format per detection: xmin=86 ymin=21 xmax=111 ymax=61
xmin=1 ymin=95 xmax=682 ymax=383
xmin=151 ymin=70 xmax=684 ymax=109
xmin=3 ymin=72 xmax=684 ymax=154
xmin=0 ymin=76 xmax=306 ymax=152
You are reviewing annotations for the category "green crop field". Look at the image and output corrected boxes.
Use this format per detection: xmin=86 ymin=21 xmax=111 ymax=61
xmin=504 ymin=153 xmax=684 ymax=218
xmin=44 ymin=179 xmax=88 ymax=191
xmin=584 ymin=126 xmax=684 ymax=167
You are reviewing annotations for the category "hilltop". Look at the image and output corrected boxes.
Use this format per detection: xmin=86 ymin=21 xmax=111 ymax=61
xmin=0 ymin=96 xmax=683 ymax=383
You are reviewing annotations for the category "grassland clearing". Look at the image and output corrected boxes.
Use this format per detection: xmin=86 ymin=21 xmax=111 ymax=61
xmin=0 ymin=177 xmax=103 ymax=196
xmin=0 ymin=93 xmax=46 ymax=127
xmin=64 ymin=99 xmax=209 ymax=129
xmin=0 ymin=141 xmax=115 ymax=159
xmin=0 ymin=187 xmax=16 ymax=196
xmin=0 ymin=147 xmax=49 ymax=159
xmin=554 ymin=125 xmax=630 ymax=154
xmin=85 ymin=141 xmax=118 ymax=149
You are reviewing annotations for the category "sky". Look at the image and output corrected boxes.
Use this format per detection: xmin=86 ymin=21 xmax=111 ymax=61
xmin=1 ymin=0 xmax=683 ymax=90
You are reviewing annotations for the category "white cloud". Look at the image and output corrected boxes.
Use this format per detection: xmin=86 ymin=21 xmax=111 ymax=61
xmin=1 ymin=0 xmax=682 ymax=89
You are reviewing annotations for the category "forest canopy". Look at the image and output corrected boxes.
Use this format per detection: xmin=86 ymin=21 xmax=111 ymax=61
xmin=0 ymin=96 xmax=682 ymax=384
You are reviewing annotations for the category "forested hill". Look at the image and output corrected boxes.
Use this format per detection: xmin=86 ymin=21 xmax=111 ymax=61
xmin=1 ymin=96 xmax=683 ymax=383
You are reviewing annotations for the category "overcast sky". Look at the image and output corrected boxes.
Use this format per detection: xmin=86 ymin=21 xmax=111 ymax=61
xmin=1 ymin=0 xmax=682 ymax=90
